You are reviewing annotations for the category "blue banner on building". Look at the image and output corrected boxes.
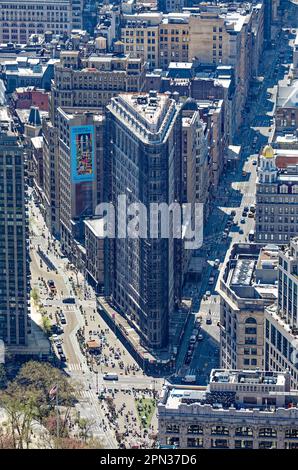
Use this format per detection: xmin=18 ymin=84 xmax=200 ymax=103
xmin=70 ymin=125 xmax=95 ymax=183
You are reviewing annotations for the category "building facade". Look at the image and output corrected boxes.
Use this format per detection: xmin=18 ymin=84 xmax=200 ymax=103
xmin=42 ymin=118 xmax=60 ymax=237
xmin=84 ymin=218 xmax=105 ymax=293
xmin=50 ymin=50 xmax=146 ymax=125
xmin=121 ymin=13 xmax=161 ymax=70
xmin=0 ymin=0 xmax=80 ymax=44
xmin=107 ymin=91 xmax=182 ymax=350
xmin=0 ymin=107 xmax=30 ymax=346
xmin=56 ymin=108 xmax=105 ymax=260
xmin=219 ymin=243 xmax=278 ymax=370
xmin=158 ymin=369 xmax=298 ymax=449
xmin=265 ymin=238 xmax=298 ymax=389
xmin=158 ymin=14 xmax=190 ymax=70
xmin=256 ymin=145 xmax=298 ymax=244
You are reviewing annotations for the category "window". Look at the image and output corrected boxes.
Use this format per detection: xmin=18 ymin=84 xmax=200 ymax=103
xmin=235 ymin=440 xmax=253 ymax=449
xmin=211 ymin=426 xmax=229 ymax=436
xmin=187 ymin=437 xmax=203 ymax=448
xmin=245 ymin=327 xmax=257 ymax=335
xmin=285 ymin=429 xmax=298 ymax=438
xmin=187 ymin=425 xmax=203 ymax=435
xmin=259 ymin=428 xmax=277 ymax=438
xmin=235 ymin=427 xmax=253 ymax=437
xmin=211 ymin=439 xmax=228 ymax=448
xmin=245 ymin=317 xmax=257 ymax=324
xmin=280 ymin=184 xmax=288 ymax=194
xmin=259 ymin=441 xmax=277 ymax=449
xmin=166 ymin=424 xmax=179 ymax=433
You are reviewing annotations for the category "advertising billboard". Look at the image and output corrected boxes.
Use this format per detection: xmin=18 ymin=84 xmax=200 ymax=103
xmin=70 ymin=125 xmax=95 ymax=183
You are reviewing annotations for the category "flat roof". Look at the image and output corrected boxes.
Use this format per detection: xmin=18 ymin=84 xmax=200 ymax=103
xmin=230 ymin=259 xmax=255 ymax=286
xmin=0 ymin=106 xmax=10 ymax=123
xmin=211 ymin=369 xmax=285 ymax=386
xmin=117 ymin=92 xmax=171 ymax=130
xmin=84 ymin=218 xmax=105 ymax=238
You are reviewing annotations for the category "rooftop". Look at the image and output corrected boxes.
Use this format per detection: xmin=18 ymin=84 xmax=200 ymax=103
xmin=84 ymin=218 xmax=105 ymax=238
xmin=221 ymin=244 xmax=278 ymax=303
xmin=160 ymin=368 xmax=294 ymax=412
xmin=109 ymin=91 xmax=178 ymax=141
xmin=210 ymin=369 xmax=284 ymax=386
xmin=266 ymin=303 xmax=298 ymax=340
xmin=118 ymin=92 xmax=169 ymax=128
xmin=277 ymin=80 xmax=298 ymax=108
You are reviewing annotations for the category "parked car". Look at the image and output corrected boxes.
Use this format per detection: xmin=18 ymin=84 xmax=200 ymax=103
xmin=190 ymin=335 xmax=197 ymax=345
xmin=185 ymin=356 xmax=192 ymax=365
xmin=62 ymin=297 xmax=75 ymax=304
xmin=242 ymin=211 xmax=247 ymax=217
xmin=240 ymin=218 xmax=246 ymax=224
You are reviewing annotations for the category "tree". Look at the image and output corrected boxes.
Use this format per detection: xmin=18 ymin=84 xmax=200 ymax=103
xmin=15 ymin=361 xmax=76 ymax=419
xmin=41 ymin=316 xmax=52 ymax=336
xmin=77 ymin=417 xmax=96 ymax=443
xmin=0 ymin=424 xmax=14 ymax=449
xmin=0 ymin=361 xmax=85 ymax=449
xmin=0 ymin=383 xmax=40 ymax=448
xmin=30 ymin=288 xmax=39 ymax=305
xmin=0 ymin=364 xmax=7 ymax=389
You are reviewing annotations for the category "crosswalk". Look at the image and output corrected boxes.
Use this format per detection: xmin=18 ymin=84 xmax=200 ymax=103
xmin=76 ymin=389 xmax=98 ymax=402
xmin=67 ymin=362 xmax=88 ymax=373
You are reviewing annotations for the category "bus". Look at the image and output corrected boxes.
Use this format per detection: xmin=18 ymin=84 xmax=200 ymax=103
xmin=248 ymin=230 xmax=255 ymax=241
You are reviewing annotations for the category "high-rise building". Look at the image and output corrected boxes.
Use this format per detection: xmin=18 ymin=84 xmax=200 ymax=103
xmin=0 ymin=0 xmax=81 ymax=44
xmin=0 ymin=107 xmax=30 ymax=346
xmin=56 ymin=108 xmax=106 ymax=263
xmin=219 ymin=243 xmax=278 ymax=370
xmin=188 ymin=7 xmax=251 ymax=129
xmin=42 ymin=118 xmax=60 ymax=237
xmin=158 ymin=13 xmax=190 ymax=70
xmin=265 ymin=238 xmax=298 ymax=389
xmin=158 ymin=369 xmax=298 ymax=449
xmin=50 ymin=50 xmax=146 ymax=125
xmin=121 ymin=12 xmax=161 ymax=70
xmin=181 ymin=98 xmax=210 ymax=217
xmin=256 ymin=145 xmax=298 ymax=244
xmin=107 ymin=91 xmax=182 ymax=350
xmin=275 ymin=81 xmax=298 ymax=134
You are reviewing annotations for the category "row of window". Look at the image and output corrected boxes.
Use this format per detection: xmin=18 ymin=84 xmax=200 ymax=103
xmin=165 ymin=424 xmax=297 ymax=437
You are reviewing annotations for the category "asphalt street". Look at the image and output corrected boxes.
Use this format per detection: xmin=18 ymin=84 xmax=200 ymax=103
xmin=175 ymin=27 xmax=294 ymax=384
